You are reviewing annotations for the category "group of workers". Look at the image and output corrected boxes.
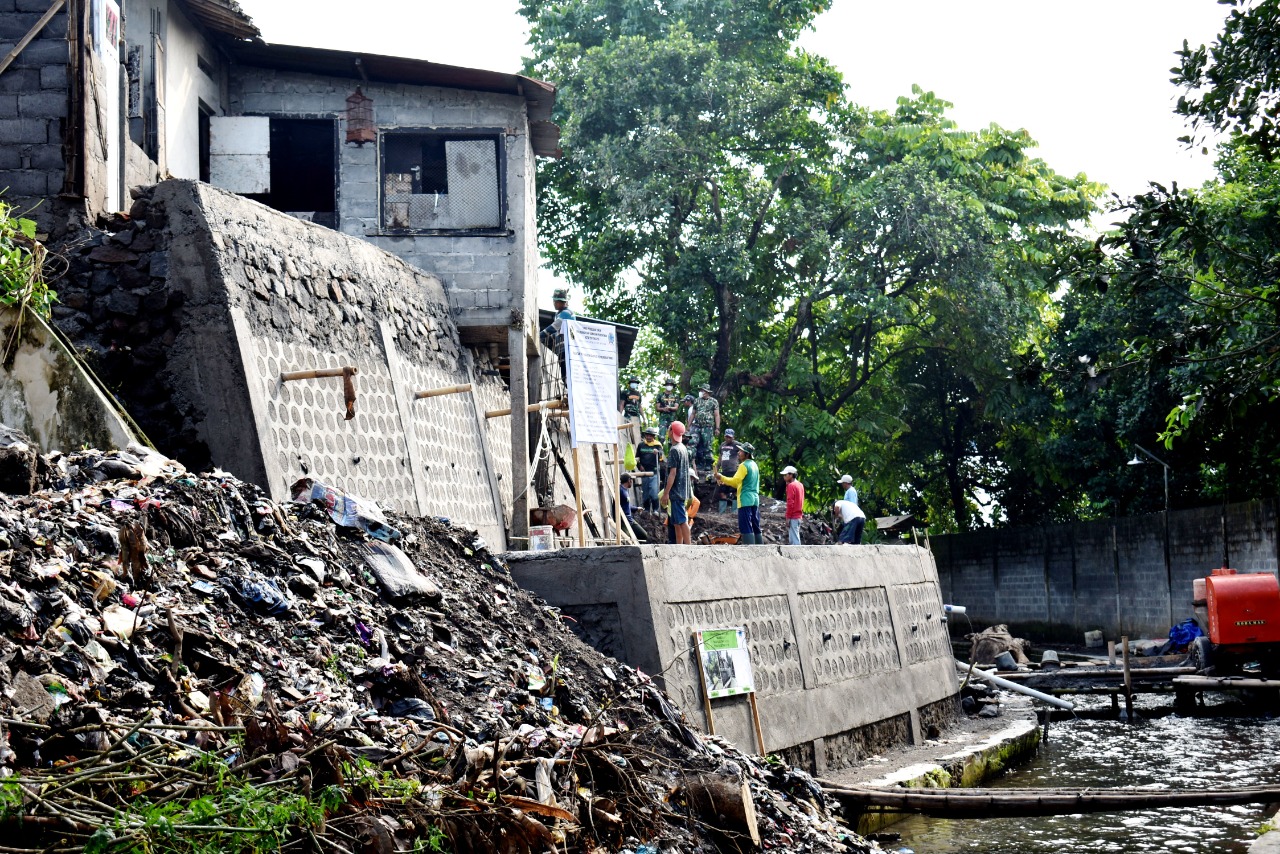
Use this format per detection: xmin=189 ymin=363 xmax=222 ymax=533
xmin=541 ymin=287 xmax=868 ymax=545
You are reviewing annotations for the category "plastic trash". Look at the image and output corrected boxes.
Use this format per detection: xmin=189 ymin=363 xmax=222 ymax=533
xmin=222 ymin=572 xmax=291 ymax=617
xmin=361 ymin=542 xmax=441 ymax=603
xmin=291 ymin=478 xmax=402 ymax=542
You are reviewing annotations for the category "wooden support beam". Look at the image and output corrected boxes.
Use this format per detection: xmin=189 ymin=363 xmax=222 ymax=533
xmin=0 ymin=0 xmax=66 ymax=77
xmin=413 ymin=383 xmax=472 ymax=400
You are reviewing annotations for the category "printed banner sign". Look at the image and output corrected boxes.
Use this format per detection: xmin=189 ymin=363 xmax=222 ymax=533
xmin=695 ymin=627 xmax=756 ymax=699
xmin=565 ymin=319 xmax=619 ymax=447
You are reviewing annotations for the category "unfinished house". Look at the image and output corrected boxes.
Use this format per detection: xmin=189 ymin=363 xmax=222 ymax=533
xmin=0 ymin=0 xmax=563 ymax=545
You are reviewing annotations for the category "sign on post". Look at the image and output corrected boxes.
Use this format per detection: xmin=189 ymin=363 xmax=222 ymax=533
xmin=564 ymin=319 xmax=619 ymax=448
xmin=695 ymin=627 xmax=756 ymax=699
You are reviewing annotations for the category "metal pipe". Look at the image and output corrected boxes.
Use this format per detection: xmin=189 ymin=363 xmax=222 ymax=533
xmin=954 ymin=660 xmax=1075 ymax=711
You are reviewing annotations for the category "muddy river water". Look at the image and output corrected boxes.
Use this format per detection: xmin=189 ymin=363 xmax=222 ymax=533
xmin=891 ymin=695 xmax=1280 ymax=854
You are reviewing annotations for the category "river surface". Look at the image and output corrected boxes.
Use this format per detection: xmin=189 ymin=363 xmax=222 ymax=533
xmin=891 ymin=694 xmax=1280 ymax=854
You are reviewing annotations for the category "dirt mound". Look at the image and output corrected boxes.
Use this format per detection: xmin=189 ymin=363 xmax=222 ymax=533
xmin=630 ymin=478 xmax=836 ymax=545
xmin=0 ymin=437 xmax=872 ymax=852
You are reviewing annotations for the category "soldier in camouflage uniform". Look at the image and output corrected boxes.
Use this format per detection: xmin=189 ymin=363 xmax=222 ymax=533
xmin=655 ymin=380 xmax=680 ymax=441
xmin=618 ymin=375 xmax=644 ymax=449
xmin=690 ymin=384 xmax=720 ymax=474
xmin=681 ymin=394 xmax=698 ymax=468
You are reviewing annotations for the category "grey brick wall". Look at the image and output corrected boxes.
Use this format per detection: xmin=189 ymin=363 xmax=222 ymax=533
xmin=934 ymin=499 xmax=1280 ymax=639
xmin=0 ymin=4 xmax=69 ymax=224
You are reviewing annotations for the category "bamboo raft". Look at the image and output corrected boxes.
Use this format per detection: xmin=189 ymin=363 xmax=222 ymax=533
xmin=821 ymin=783 xmax=1280 ymax=818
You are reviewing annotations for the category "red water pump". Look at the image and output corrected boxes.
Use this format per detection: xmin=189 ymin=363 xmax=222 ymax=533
xmin=1191 ymin=567 xmax=1280 ymax=673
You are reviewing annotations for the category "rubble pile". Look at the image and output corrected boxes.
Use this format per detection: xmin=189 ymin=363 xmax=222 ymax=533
xmin=0 ymin=438 xmax=873 ymax=853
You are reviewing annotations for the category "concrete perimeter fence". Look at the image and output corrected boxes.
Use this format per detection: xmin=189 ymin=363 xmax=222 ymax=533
xmin=932 ymin=499 xmax=1280 ymax=640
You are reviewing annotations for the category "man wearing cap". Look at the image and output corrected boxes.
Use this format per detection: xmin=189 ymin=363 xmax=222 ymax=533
xmin=538 ymin=289 xmax=575 ymax=387
xmin=635 ymin=426 xmax=665 ymax=513
xmin=618 ymin=375 xmax=645 ymax=449
xmin=717 ymin=428 xmax=741 ymax=513
xmin=782 ymin=466 xmax=805 ymax=545
xmin=837 ymin=473 xmax=859 ymax=505
xmin=690 ymin=385 xmax=721 ymax=474
xmin=716 ymin=441 xmax=761 ymax=544
xmin=654 ymin=381 xmax=678 ymax=439
xmin=661 ymin=421 xmax=693 ymax=544
xmin=833 ymin=498 xmax=866 ymax=544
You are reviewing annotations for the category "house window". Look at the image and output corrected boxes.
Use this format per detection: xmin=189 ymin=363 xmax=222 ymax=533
xmin=381 ymin=131 xmax=503 ymax=232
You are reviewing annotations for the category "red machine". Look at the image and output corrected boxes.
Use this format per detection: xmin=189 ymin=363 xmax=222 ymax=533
xmin=1191 ymin=568 xmax=1280 ymax=673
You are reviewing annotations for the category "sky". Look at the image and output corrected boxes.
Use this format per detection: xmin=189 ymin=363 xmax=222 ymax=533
xmin=236 ymin=0 xmax=1232 ymax=301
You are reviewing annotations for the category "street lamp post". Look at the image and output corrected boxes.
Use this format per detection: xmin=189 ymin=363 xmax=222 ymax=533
xmin=1127 ymin=444 xmax=1173 ymax=627
xmin=1127 ymin=444 xmax=1170 ymax=512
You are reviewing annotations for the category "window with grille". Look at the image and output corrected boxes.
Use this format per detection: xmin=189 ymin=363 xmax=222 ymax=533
xmin=380 ymin=131 xmax=504 ymax=232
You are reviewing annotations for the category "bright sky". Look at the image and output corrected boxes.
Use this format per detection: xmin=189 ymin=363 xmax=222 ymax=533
xmin=237 ymin=0 xmax=1231 ymax=300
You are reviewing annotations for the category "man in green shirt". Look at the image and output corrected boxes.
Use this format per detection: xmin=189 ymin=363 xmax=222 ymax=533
xmin=716 ymin=441 xmax=761 ymax=544
xmin=655 ymin=380 xmax=680 ymax=440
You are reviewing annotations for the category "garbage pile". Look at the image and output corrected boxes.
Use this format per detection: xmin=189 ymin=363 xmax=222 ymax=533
xmin=0 ymin=436 xmax=874 ymax=852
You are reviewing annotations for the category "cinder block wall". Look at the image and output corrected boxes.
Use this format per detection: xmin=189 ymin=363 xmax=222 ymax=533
xmin=509 ymin=545 xmax=958 ymax=774
xmin=0 ymin=0 xmax=71 ymax=229
xmin=227 ymin=68 xmax=537 ymax=334
xmin=933 ymin=500 xmax=1280 ymax=639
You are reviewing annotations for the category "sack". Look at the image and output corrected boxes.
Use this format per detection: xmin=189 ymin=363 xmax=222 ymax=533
xmin=623 ymin=442 xmax=637 ymax=471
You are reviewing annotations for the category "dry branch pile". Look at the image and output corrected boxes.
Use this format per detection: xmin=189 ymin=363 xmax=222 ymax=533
xmin=0 ymin=435 xmax=874 ymax=853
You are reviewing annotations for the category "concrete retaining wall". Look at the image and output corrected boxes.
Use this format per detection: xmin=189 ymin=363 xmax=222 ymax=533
xmin=933 ymin=500 xmax=1280 ymax=639
xmin=50 ymin=178 xmax=514 ymax=547
xmin=508 ymin=544 xmax=959 ymax=774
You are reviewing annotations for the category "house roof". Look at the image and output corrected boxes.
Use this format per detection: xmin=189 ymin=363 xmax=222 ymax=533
xmin=226 ymin=42 xmax=561 ymax=158
xmin=176 ymin=0 xmax=259 ymax=41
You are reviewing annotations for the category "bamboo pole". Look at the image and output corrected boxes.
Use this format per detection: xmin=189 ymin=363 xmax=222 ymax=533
xmin=592 ymin=444 xmax=610 ymax=542
xmin=280 ymin=367 xmax=355 ymax=382
xmin=693 ymin=633 xmax=716 ymax=735
xmin=615 ymin=442 xmax=623 ymax=545
xmin=572 ymin=446 xmax=585 ymax=547
xmin=485 ymin=399 xmax=568 ymax=419
xmin=747 ymin=692 xmax=765 ymax=753
xmin=1122 ymin=636 xmax=1134 ymax=721
xmin=414 ymin=383 xmax=472 ymax=400
xmin=0 ymin=0 xmax=65 ymax=77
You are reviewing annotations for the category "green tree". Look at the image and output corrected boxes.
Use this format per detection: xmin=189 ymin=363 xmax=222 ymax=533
xmin=1174 ymin=0 xmax=1280 ymax=159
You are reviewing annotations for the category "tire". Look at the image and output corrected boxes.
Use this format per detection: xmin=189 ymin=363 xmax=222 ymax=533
xmin=1192 ymin=635 xmax=1214 ymax=674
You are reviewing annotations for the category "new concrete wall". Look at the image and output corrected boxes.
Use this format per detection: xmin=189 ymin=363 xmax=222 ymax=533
xmin=933 ymin=501 xmax=1280 ymax=639
xmin=508 ymin=545 xmax=958 ymax=774
xmin=49 ymin=179 xmax=514 ymax=547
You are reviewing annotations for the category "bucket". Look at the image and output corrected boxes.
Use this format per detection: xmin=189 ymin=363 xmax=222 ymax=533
xmin=529 ymin=525 xmax=555 ymax=552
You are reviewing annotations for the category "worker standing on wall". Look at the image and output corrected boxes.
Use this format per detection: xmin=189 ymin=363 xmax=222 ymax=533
xmin=538 ymin=288 xmax=575 ymax=387
xmin=690 ymin=384 xmax=720 ymax=476
xmin=661 ymin=421 xmax=693 ymax=544
xmin=618 ymin=375 xmax=644 ymax=450
xmin=655 ymin=380 xmax=680 ymax=441
xmin=782 ymin=465 xmax=804 ymax=545
xmin=716 ymin=441 xmax=761 ymax=544
xmin=716 ymin=428 xmax=740 ymax=513
xmin=635 ymin=426 xmax=664 ymax=513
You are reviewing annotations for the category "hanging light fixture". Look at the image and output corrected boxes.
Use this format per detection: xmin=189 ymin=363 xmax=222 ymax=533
xmin=345 ymin=87 xmax=375 ymax=145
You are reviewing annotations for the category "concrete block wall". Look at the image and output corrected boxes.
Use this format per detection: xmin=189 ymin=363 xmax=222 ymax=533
xmin=0 ymin=0 xmax=70 ymax=227
xmin=509 ymin=545 xmax=958 ymax=774
xmin=51 ymin=179 xmax=514 ymax=548
xmin=935 ymin=500 xmax=1280 ymax=639
xmin=227 ymin=68 xmax=536 ymax=333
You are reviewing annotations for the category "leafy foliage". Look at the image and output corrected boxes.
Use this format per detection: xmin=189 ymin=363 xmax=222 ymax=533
xmin=0 ymin=196 xmax=54 ymax=318
xmin=524 ymin=0 xmax=1100 ymax=529
xmin=1174 ymin=0 xmax=1280 ymax=159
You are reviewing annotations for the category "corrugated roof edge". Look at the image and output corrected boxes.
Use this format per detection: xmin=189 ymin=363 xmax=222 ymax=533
xmin=175 ymin=0 xmax=260 ymax=41
xmin=228 ymin=41 xmax=561 ymax=158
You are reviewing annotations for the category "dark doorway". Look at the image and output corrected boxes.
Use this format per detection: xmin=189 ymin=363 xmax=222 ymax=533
xmin=249 ymin=118 xmax=337 ymax=228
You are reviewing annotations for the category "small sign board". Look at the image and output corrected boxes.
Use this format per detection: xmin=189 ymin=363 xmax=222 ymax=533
xmin=564 ymin=319 xmax=619 ymax=447
xmin=695 ymin=627 xmax=755 ymax=699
